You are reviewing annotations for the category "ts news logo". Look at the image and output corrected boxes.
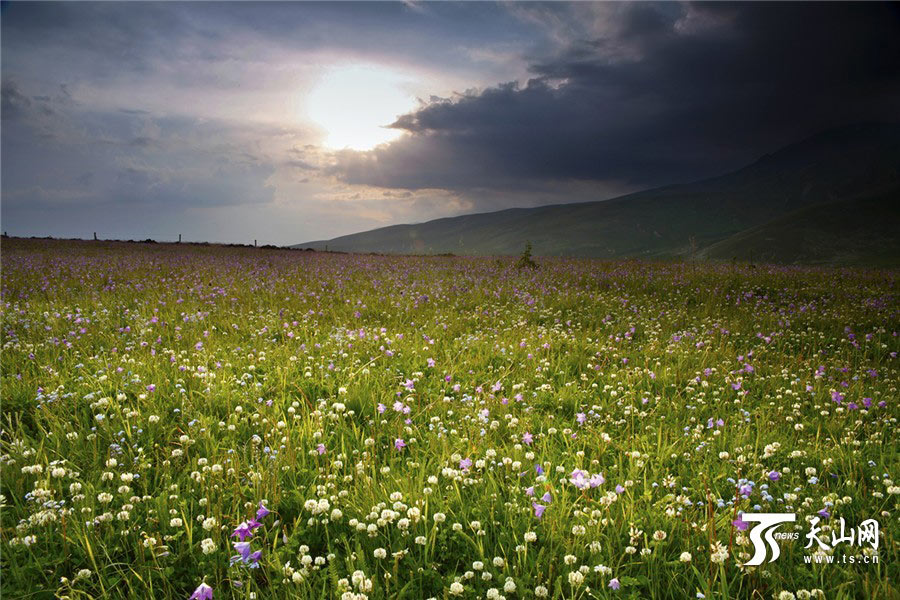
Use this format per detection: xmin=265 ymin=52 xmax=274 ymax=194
xmin=742 ymin=513 xmax=798 ymax=566
xmin=741 ymin=512 xmax=880 ymax=566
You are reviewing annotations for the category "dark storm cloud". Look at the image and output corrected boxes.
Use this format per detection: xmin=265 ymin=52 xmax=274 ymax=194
xmin=333 ymin=2 xmax=900 ymax=192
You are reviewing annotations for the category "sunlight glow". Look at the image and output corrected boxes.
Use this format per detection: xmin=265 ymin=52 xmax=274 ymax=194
xmin=306 ymin=65 xmax=417 ymax=151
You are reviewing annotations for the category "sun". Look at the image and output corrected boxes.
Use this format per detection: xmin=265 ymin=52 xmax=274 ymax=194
xmin=306 ymin=65 xmax=417 ymax=151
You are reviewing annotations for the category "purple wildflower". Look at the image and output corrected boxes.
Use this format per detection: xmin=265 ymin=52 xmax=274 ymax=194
xmin=570 ymin=469 xmax=589 ymax=489
xmin=231 ymin=541 xmax=252 ymax=564
xmin=231 ymin=521 xmax=254 ymax=541
xmin=190 ymin=583 xmax=213 ymax=600
xmin=248 ymin=550 xmax=262 ymax=567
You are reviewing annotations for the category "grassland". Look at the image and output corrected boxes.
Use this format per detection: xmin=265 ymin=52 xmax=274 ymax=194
xmin=1 ymin=239 xmax=897 ymax=599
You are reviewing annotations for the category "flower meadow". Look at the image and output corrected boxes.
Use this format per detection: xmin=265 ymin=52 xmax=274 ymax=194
xmin=0 ymin=238 xmax=897 ymax=600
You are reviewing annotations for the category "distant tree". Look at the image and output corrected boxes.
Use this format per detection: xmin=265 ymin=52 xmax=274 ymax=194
xmin=516 ymin=241 xmax=538 ymax=270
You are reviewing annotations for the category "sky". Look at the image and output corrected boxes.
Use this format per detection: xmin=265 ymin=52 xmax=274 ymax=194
xmin=2 ymin=1 xmax=899 ymax=245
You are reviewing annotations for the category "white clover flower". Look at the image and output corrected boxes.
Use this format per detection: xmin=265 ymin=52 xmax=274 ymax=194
xmin=710 ymin=541 xmax=728 ymax=564
xmin=373 ymin=548 xmax=387 ymax=559
xmin=449 ymin=582 xmax=464 ymax=596
xmin=535 ymin=585 xmax=548 ymax=598
xmin=201 ymin=538 xmax=216 ymax=554
xmin=680 ymin=552 xmax=692 ymax=562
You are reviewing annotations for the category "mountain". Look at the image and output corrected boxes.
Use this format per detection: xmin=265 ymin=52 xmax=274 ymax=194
xmin=700 ymin=188 xmax=900 ymax=267
xmin=296 ymin=123 xmax=900 ymax=265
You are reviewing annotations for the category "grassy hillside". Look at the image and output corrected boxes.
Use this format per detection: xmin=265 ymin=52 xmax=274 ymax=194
xmin=297 ymin=124 xmax=900 ymax=264
xmin=701 ymin=187 xmax=900 ymax=266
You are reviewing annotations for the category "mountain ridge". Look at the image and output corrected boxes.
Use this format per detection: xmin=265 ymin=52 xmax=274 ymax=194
xmin=296 ymin=123 xmax=900 ymax=265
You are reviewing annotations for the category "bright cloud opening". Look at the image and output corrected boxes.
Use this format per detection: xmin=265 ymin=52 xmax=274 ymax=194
xmin=306 ymin=65 xmax=417 ymax=151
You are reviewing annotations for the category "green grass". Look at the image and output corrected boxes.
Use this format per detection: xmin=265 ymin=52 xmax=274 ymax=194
xmin=0 ymin=238 xmax=897 ymax=600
